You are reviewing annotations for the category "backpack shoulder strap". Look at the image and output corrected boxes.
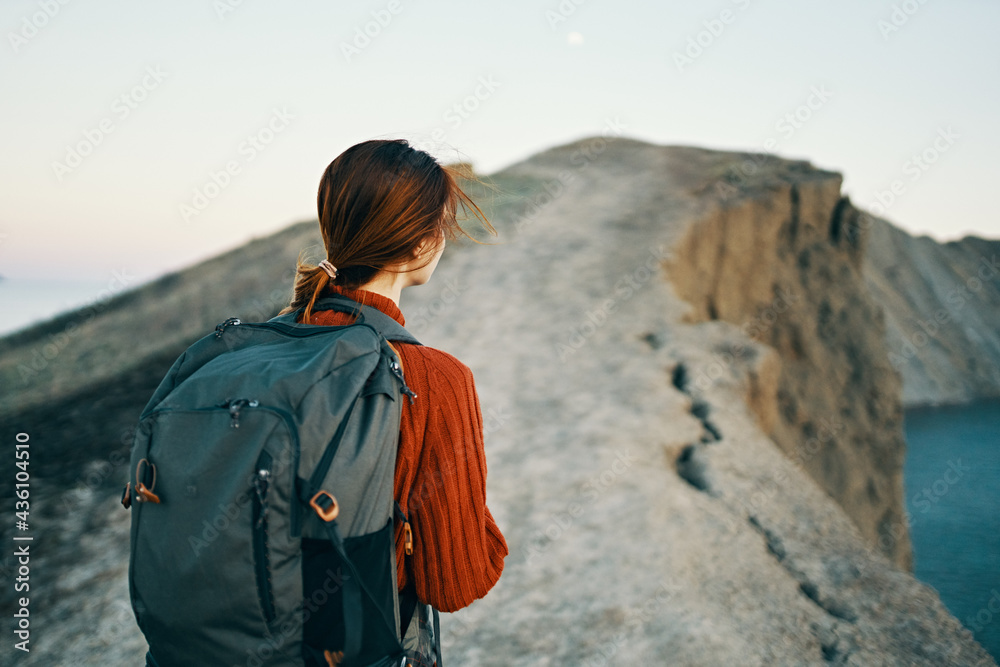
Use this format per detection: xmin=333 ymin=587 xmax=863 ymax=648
xmin=271 ymin=293 xmax=421 ymax=346
xmin=318 ymin=294 xmax=421 ymax=345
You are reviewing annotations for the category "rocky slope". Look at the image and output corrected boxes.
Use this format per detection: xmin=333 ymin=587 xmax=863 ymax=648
xmin=663 ymin=152 xmax=912 ymax=571
xmin=862 ymin=216 xmax=1000 ymax=407
xmin=0 ymin=137 xmax=993 ymax=665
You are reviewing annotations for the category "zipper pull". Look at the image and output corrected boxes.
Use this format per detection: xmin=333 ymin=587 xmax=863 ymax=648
xmin=215 ymin=317 xmax=242 ymax=338
xmin=254 ymin=468 xmax=270 ymax=529
xmin=389 ymin=360 xmax=417 ymax=404
xmin=222 ymin=398 xmax=259 ymax=428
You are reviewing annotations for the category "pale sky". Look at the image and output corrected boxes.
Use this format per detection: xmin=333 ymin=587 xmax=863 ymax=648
xmin=1 ymin=0 xmax=998 ymax=297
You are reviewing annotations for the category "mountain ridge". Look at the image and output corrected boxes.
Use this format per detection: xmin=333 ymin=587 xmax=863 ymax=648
xmin=0 ymin=136 xmax=995 ymax=665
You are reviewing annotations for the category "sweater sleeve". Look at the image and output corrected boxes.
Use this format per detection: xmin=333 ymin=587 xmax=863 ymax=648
xmin=404 ymin=350 xmax=508 ymax=613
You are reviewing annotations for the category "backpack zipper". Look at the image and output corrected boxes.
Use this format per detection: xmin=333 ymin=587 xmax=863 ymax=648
xmin=389 ymin=359 xmax=417 ymax=403
xmin=253 ymin=449 xmax=276 ymax=624
xmin=222 ymin=397 xmax=259 ymax=428
xmin=214 ymin=317 xmax=242 ymax=337
xmin=133 ymin=403 xmax=299 ymax=630
xmin=142 ymin=402 xmax=304 ymax=538
xmin=214 ymin=318 xmax=418 ymax=402
xmin=214 ymin=319 xmax=361 ymax=339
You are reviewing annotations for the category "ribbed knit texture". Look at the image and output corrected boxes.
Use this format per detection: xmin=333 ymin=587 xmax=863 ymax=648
xmin=301 ymin=286 xmax=508 ymax=612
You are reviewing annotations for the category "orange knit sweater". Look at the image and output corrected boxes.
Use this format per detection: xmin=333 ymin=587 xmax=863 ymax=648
xmin=300 ymin=286 xmax=508 ymax=613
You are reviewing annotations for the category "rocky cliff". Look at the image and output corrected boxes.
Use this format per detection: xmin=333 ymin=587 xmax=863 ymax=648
xmin=663 ymin=152 xmax=911 ymax=570
xmin=0 ymin=137 xmax=993 ymax=665
xmin=862 ymin=216 xmax=1000 ymax=407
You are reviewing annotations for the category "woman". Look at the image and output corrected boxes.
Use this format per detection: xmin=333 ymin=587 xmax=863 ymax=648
xmin=279 ymin=138 xmax=508 ymax=661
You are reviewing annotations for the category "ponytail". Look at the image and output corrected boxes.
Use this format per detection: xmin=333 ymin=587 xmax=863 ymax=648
xmin=279 ymin=139 xmax=497 ymax=323
xmin=280 ymin=253 xmax=333 ymax=325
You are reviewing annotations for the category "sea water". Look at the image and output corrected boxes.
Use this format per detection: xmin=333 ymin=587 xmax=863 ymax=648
xmin=904 ymin=397 xmax=1000 ymax=660
xmin=0 ymin=278 xmax=114 ymax=337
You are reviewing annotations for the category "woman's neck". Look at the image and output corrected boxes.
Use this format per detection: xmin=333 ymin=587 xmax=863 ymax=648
xmin=356 ymin=270 xmax=407 ymax=306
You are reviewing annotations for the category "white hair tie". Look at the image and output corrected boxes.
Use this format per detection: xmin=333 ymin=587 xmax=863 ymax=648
xmin=318 ymin=260 xmax=338 ymax=279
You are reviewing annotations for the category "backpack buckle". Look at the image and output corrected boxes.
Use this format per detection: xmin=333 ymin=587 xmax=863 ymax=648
xmin=309 ymin=491 xmax=340 ymax=522
xmin=135 ymin=459 xmax=161 ymax=504
xmin=135 ymin=483 xmax=161 ymax=504
xmin=404 ymin=521 xmax=413 ymax=556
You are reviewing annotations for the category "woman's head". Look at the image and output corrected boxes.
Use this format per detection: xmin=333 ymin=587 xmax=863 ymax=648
xmin=283 ymin=139 xmax=494 ymax=322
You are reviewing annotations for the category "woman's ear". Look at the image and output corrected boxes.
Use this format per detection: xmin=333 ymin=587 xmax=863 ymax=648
xmin=413 ymin=231 xmax=443 ymax=258
xmin=412 ymin=237 xmax=428 ymax=257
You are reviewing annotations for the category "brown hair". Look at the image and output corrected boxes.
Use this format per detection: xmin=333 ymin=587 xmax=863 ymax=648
xmin=280 ymin=139 xmax=495 ymax=323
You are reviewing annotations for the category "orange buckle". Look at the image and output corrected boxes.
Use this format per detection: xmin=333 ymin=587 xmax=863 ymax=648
xmin=135 ymin=459 xmax=160 ymax=504
xmin=404 ymin=521 xmax=413 ymax=555
xmin=135 ymin=482 xmax=161 ymax=504
xmin=310 ymin=491 xmax=340 ymax=522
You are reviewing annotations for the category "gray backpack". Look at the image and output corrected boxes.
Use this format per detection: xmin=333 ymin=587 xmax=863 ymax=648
xmin=123 ymin=294 xmax=440 ymax=667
